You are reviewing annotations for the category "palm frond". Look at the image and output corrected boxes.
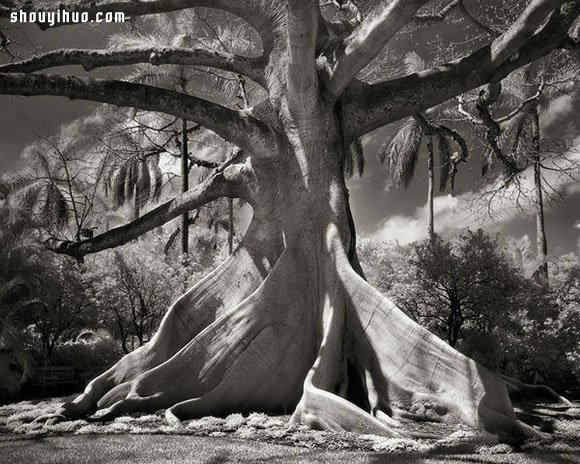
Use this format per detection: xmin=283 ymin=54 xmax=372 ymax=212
xmin=150 ymin=158 xmax=164 ymax=202
xmin=135 ymin=161 xmax=151 ymax=207
xmin=113 ymin=163 xmax=128 ymax=208
xmin=481 ymin=148 xmax=494 ymax=177
xmin=378 ymin=118 xmax=424 ymax=189
xmin=45 ymin=183 xmax=69 ymax=226
xmin=343 ymin=138 xmax=365 ymax=178
xmin=404 ymin=51 xmax=426 ymax=74
xmin=22 ymin=145 xmax=51 ymax=176
xmin=436 ymin=134 xmax=452 ymax=191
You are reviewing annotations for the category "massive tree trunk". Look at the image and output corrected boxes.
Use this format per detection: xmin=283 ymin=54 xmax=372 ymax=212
xmin=1 ymin=0 xmax=577 ymax=446
xmin=53 ymin=104 xmax=542 ymax=444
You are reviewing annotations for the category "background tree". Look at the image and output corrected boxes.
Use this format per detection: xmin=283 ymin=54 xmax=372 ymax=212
xmin=92 ymin=243 xmax=187 ymax=353
xmin=405 ymin=230 xmax=521 ymax=347
xmin=0 ymin=205 xmax=44 ymax=400
xmin=378 ymin=52 xmax=468 ymax=240
xmin=2 ymin=136 xmax=106 ymax=244
xmin=0 ymin=0 xmax=579 ymax=442
xmin=458 ymin=55 xmax=579 ymax=281
xmin=359 ymin=230 xmax=579 ymax=399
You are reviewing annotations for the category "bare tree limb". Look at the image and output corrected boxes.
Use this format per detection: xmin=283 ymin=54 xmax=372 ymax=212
xmin=489 ymin=0 xmax=565 ymax=73
xmin=412 ymin=0 xmax=500 ymax=36
xmin=495 ymin=81 xmax=545 ymax=123
xmin=456 ymin=1 xmax=501 ymax=36
xmin=412 ymin=0 xmax=460 ymax=25
xmin=328 ymin=0 xmax=430 ymax=98
xmin=342 ymin=2 xmax=579 ymax=140
xmin=0 ymin=47 xmax=267 ymax=87
xmin=0 ymin=73 xmax=278 ymax=157
xmin=46 ymin=156 xmax=249 ymax=257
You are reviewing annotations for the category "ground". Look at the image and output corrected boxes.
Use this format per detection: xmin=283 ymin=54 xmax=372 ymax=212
xmin=0 ymin=397 xmax=579 ymax=463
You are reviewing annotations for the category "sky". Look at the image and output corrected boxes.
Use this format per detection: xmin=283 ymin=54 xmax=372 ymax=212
xmin=348 ymin=94 xmax=580 ymax=255
xmin=1 ymin=13 xmax=580 ymax=256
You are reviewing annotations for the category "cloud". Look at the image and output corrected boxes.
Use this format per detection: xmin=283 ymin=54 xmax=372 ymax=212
xmin=371 ymin=142 xmax=580 ymax=244
xmin=371 ymin=194 xmax=461 ymax=244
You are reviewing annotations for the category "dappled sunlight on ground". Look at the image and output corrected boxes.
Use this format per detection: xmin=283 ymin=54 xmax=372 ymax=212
xmin=1 ymin=397 xmax=580 ymax=462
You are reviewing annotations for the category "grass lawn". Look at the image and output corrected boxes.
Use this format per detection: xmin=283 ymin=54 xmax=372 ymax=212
xmin=1 ymin=397 xmax=579 ymax=463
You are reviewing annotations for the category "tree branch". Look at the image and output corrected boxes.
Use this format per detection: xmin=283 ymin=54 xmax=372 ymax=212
xmin=0 ymin=0 xmax=284 ymax=53
xmin=287 ymin=0 xmax=320 ymax=115
xmin=495 ymin=81 xmax=545 ymax=123
xmin=342 ymin=2 xmax=579 ymax=140
xmin=46 ymin=157 xmax=248 ymax=257
xmin=328 ymin=0 xmax=430 ymax=98
xmin=0 ymin=73 xmax=278 ymax=157
xmin=412 ymin=0 xmax=500 ymax=36
xmin=412 ymin=0 xmax=460 ymax=25
xmin=0 ymin=47 xmax=266 ymax=87
xmin=489 ymin=0 xmax=565 ymax=72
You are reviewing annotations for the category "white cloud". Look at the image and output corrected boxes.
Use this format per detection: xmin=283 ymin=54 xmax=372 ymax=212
xmin=371 ymin=194 xmax=461 ymax=244
xmin=371 ymin=142 xmax=580 ymax=244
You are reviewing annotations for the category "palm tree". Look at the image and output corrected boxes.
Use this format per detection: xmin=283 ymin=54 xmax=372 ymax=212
xmin=494 ymin=57 xmax=578 ymax=280
xmin=2 ymin=135 xmax=110 ymax=251
xmin=101 ymin=135 xmax=164 ymax=223
xmin=0 ymin=205 xmax=52 ymax=399
xmin=378 ymin=52 xmax=467 ymax=242
xmin=106 ymin=12 xmax=253 ymax=258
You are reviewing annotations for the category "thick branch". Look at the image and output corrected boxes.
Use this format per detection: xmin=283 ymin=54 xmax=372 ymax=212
xmin=0 ymin=47 xmax=266 ymax=87
xmin=0 ymin=73 xmax=277 ymax=157
xmin=46 ymin=160 xmax=247 ymax=257
xmin=342 ymin=2 xmax=579 ymax=139
xmin=287 ymin=0 xmax=320 ymax=115
xmin=1 ymin=0 xmax=283 ymax=52
xmin=412 ymin=0 xmax=460 ymax=25
xmin=328 ymin=0 xmax=429 ymax=98
xmin=490 ymin=0 xmax=565 ymax=72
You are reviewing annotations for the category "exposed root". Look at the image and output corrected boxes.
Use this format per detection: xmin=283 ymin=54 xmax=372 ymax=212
xmin=32 ymin=413 xmax=66 ymax=426
xmin=56 ymin=233 xmax=276 ymax=419
xmin=501 ymin=374 xmax=574 ymax=406
xmin=46 ymin=223 xmax=562 ymax=446
xmin=76 ymin=244 xmax=317 ymax=422
xmin=338 ymin=258 xmax=552 ymax=444
xmin=291 ymin=287 xmax=404 ymax=437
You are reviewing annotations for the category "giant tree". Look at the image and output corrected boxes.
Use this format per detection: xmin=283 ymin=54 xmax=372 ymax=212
xmin=1 ymin=0 xmax=579 ymax=443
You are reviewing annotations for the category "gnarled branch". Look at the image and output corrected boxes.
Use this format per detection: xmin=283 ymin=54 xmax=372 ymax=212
xmin=46 ymin=156 xmax=250 ymax=257
xmin=342 ymin=2 xmax=579 ymax=140
xmin=328 ymin=0 xmax=429 ymax=98
xmin=0 ymin=47 xmax=266 ymax=87
xmin=0 ymin=73 xmax=278 ymax=157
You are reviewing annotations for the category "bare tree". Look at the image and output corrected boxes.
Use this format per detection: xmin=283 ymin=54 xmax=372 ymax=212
xmin=458 ymin=57 xmax=579 ymax=281
xmin=1 ymin=0 xmax=579 ymax=442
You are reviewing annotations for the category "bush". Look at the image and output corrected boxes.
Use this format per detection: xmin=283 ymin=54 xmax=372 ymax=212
xmin=49 ymin=336 xmax=123 ymax=373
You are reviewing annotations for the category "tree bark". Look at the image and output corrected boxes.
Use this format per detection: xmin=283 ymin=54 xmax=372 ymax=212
xmin=181 ymin=119 xmax=189 ymax=259
xmin=426 ymin=136 xmax=435 ymax=242
xmin=531 ymin=108 xmax=548 ymax=280
xmin=228 ymin=198 xmax=234 ymax=256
